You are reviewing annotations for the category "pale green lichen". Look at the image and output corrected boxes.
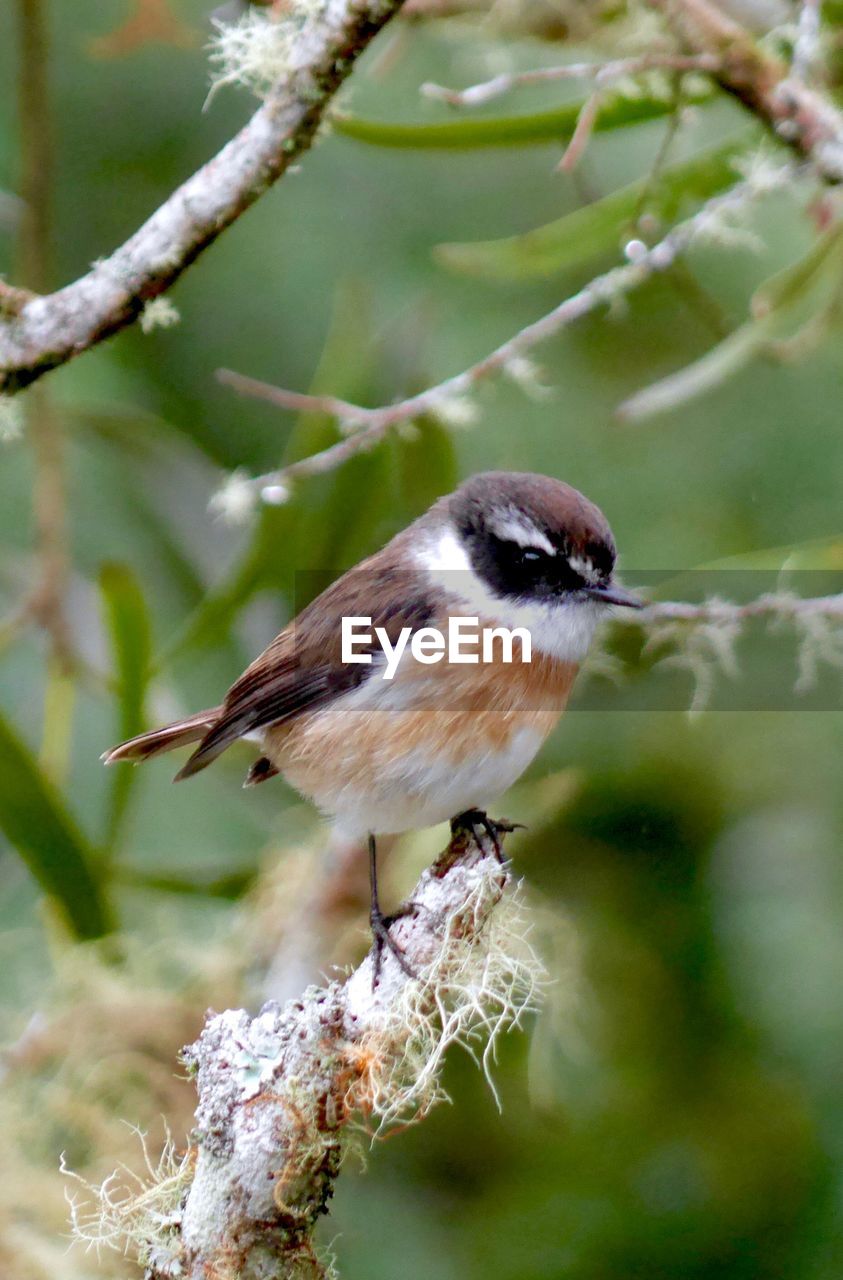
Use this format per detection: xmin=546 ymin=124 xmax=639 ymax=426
xmin=207 ymin=3 xmax=329 ymax=102
xmin=63 ymin=1127 xmax=193 ymax=1269
xmin=209 ymin=467 xmax=258 ymax=524
xmin=349 ymin=871 xmax=546 ymax=1131
xmin=427 ymin=391 xmax=480 ymax=430
xmin=644 ymin=600 xmax=742 ymax=716
xmin=140 ymin=297 xmax=181 ymax=334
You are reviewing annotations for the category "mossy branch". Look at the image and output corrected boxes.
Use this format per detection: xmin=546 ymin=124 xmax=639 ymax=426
xmin=649 ymin=0 xmax=843 ymax=180
xmin=75 ymin=824 xmax=542 ymax=1279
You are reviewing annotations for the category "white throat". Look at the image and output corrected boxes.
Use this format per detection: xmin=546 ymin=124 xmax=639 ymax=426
xmin=414 ymin=523 xmax=601 ymax=664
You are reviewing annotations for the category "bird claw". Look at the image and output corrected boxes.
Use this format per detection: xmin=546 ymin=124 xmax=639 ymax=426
xmin=370 ymin=904 xmax=417 ymax=985
xmin=450 ymin=808 xmax=523 ymax=864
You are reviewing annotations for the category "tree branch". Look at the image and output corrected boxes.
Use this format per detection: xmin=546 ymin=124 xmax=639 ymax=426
xmin=92 ymin=824 xmax=539 ymax=1279
xmin=648 ymin=0 xmax=843 ymax=180
xmin=0 ymin=0 xmax=407 ymax=395
xmin=420 ymin=53 xmax=720 ymax=109
xmin=613 ymin=590 xmax=843 ymax=710
xmin=623 ymin=592 xmax=843 ymax=624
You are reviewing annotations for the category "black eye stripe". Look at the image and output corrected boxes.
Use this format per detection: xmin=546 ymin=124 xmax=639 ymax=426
xmin=465 ymin=525 xmax=615 ymax=602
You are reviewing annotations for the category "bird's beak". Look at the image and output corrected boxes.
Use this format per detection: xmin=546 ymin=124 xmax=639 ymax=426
xmin=584 ymin=581 xmax=644 ymax=609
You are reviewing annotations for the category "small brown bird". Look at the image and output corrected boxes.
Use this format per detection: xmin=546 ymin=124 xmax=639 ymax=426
xmin=104 ymin=471 xmax=640 ymax=961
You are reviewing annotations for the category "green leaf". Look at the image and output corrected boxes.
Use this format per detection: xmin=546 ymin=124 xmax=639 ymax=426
xmin=154 ymin=542 xmax=267 ymax=666
xmin=434 ymin=137 xmax=749 ymax=282
xmin=617 ymin=316 xmax=773 ymax=421
xmin=99 ymin=563 xmax=153 ymax=849
xmin=158 ymin=283 xmax=390 ymax=658
xmin=619 ymin=223 xmax=843 ymax=421
xmin=334 ymin=88 xmax=713 ymax=150
xmin=699 ymin=533 xmax=843 ymax=571
xmin=116 ymin=865 xmax=258 ymax=900
xmin=0 ymin=710 xmax=115 ymax=939
xmin=398 ymin=415 xmax=459 ymax=515
xmin=751 ymin=220 xmax=843 ymax=316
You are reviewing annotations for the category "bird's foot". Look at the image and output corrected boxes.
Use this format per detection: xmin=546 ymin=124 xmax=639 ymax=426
xmin=450 ymin=808 xmax=524 ymax=864
xmin=370 ymin=903 xmax=417 ymax=985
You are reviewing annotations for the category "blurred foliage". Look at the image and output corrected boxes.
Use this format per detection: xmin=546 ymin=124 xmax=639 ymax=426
xmin=1 ymin=1 xmax=842 ymax=1277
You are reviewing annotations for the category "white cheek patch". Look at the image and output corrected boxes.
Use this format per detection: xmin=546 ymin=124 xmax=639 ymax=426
xmin=414 ymin=525 xmax=600 ymax=663
xmin=417 ymin=526 xmax=473 ymax=574
xmin=490 ymin=515 xmax=556 ymax=558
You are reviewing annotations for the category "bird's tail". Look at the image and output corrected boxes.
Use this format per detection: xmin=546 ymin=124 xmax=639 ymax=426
xmin=101 ymin=707 xmax=222 ymax=767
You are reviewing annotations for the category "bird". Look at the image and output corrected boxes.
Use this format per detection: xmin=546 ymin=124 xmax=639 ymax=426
xmin=104 ymin=470 xmax=641 ymax=968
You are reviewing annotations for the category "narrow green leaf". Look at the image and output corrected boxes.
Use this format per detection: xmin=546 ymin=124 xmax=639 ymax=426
xmin=0 ymin=710 xmax=115 ymax=939
xmin=752 ymin=220 xmax=843 ymax=316
xmin=398 ymin=415 xmax=459 ymax=515
xmin=154 ymin=542 xmax=267 ymax=667
xmin=99 ymin=563 xmax=153 ymax=849
xmin=617 ymin=316 xmax=774 ymax=421
xmin=699 ymin=534 xmax=843 ymax=570
xmin=619 ymin=223 xmax=843 ymax=421
xmin=435 ymin=137 xmax=748 ymax=281
xmin=334 ymin=89 xmax=713 ymax=150
xmin=117 ymin=865 xmax=258 ymax=900
xmin=159 ymin=283 xmax=388 ymax=659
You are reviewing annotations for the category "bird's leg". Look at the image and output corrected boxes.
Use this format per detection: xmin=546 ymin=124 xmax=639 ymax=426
xmin=368 ymin=833 xmax=415 ymax=983
xmin=450 ymin=808 xmax=523 ymax=863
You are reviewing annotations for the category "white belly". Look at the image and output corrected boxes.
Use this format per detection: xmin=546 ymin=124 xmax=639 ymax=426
xmin=325 ymin=725 xmax=547 ymax=840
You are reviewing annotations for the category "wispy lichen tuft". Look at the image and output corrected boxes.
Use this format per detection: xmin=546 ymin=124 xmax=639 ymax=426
xmin=645 ymin=600 xmax=743 ymax=716
xmin=207 ymin=3 xmax=329 ymax=102
xmin=140 ymin=297 xmax=181 ymax=334
xmin=63 ymin=1126 xmax=194 ymax=1268
xmin=503 ymin=353 xmax=552 ymax=400
xmin=209 ymin=467 xmax=258 ymax=524
xmin=428 ymin=391 xmax=479 ymax=430
xmin=772 ymin=592 xmax=843 ymax=692
xmin=348 ymin=871 xmax=546 ymax=1131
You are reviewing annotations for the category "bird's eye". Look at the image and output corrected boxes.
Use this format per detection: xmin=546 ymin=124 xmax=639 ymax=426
xmin=521 ymin=549 xmax=543 ymax=562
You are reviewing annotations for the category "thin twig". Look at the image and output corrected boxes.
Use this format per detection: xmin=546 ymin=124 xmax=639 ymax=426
xmin=613 ymin=590 xmax=843 ymax=710
xmin=621 ymin=592 xmax=843 ymax=624
xmin=421 ymin=53 xmax=720 ymax=109
xmin=217 ymin=175 xmax=783 ymax=501
xmin=557 ymin=90 xmax=603 ymax=172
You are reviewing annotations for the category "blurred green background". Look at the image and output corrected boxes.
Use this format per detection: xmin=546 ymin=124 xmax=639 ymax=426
xmin=1 ymin=2 xmax=842 ymax=1277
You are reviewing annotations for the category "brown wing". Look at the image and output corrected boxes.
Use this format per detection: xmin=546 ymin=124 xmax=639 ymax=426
xmin=174 ymin=556 xmax=435 ymax=780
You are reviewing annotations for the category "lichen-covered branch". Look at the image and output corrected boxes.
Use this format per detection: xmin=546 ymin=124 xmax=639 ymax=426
xmin=649 ymin=0 xmax=843 ymax=180
xmin=0 ymin=0 xmax=407 ymax=395
xmin=613 ymin=590 xmax=843 ymax=712
xmin=625 ymin=592 xmax=843 ymax=625
xmin=420 ymin=52 xmax=720 ymax=109
xmin=85 ymin=824 xmax=542 ymax=1279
